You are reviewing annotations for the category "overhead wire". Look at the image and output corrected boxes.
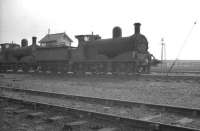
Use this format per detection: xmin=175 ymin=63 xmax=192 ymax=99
xmin=167 ymin=21 xmax=197 ymax=74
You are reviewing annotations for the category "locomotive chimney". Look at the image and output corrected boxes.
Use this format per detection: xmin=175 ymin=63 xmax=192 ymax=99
xmin=32 ymin=36 xmax=37 ymax=46
xmin=134 ymin=23 xmax=141 ymax=34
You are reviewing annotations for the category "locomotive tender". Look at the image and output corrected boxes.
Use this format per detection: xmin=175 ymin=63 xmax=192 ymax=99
xmin=0 ymin=23 xmax=158 ymax=74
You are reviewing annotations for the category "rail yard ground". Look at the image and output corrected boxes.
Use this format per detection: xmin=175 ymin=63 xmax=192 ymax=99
xmin=151 ymin=60 xmax=200 ymax=73
xmin=0 ymin=98 xmax=123 ymax=131
xmin=1 ymin=66 xmax=200 ymax=130
xmin=1 ymin=60 xmax=200 ymax=130
xmin=0 ymin=71 xmax=200 ymax=109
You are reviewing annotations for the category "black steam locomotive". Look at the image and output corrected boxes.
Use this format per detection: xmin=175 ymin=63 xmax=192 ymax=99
xmin=0 ymin=23 xmax=160 ymax=74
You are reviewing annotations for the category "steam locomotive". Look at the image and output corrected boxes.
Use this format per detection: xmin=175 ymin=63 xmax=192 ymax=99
xmin=0 ymin=23 xmax=160 ymax=74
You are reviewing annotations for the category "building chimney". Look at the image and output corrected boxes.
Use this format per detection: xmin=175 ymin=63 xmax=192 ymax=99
xmin=134 ymin=23 xmax=141 ymax=34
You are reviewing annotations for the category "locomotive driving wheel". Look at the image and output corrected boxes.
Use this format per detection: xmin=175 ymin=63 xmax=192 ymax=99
xmin=12 ymin=64 xmax=18 ymax=72
xmin=137 ymin=66 xmax=143 ymax=73
xmin=0 ymin=65 xmax=3 ymax=72
xmin=22 ymin=65 xmax=29 ymax=72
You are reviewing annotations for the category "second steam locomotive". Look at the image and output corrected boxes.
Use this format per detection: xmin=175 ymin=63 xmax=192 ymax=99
xmin=0 ymin=23 xmax=159 ymax=74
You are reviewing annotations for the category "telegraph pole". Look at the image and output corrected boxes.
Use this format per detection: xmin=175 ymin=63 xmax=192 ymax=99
xmin=48 ymin=28 xmax=50 ymax=35
xmin=161 ymin=38 xmax=166 ymax=73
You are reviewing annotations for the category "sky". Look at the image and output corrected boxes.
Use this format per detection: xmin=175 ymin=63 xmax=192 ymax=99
xmin=0 ymin=0 xmax=199 ymax=60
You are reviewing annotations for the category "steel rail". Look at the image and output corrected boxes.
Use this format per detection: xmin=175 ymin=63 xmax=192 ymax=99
xmin=0 ymin=86 xmax=199 ymax=131
xmin=1 ymin=86 xmax=200 ymax=117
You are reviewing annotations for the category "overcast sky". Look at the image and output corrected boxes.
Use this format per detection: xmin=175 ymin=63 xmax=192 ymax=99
xmin=0 ymin=0 xmax=199 ymax=60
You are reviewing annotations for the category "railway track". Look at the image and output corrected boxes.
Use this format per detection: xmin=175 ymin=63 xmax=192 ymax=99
xmin=1 ymin=72 xmax=200 ymax=84
xmin=0 ymin=86 xmax=200 ymax=131
xmin=0 ymin=98 xmax=121 ymax=131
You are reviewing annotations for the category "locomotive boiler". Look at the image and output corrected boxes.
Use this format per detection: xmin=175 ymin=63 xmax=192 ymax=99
xmin=83 ymin=23 xmax=148 ymax=58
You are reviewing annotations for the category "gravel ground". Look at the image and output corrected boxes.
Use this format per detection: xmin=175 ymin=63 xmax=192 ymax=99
xmin=0 ymin=99 xmax=116 ymax=131
xmin=0 ymin=73 xmax=200 ymax=109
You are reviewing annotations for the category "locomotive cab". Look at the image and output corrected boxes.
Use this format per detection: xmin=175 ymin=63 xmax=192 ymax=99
xmin=75 ymin=34 xmax=101 ymax=47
